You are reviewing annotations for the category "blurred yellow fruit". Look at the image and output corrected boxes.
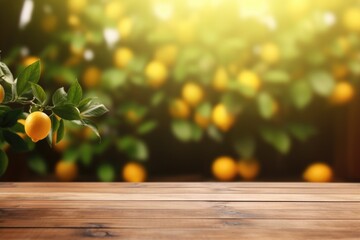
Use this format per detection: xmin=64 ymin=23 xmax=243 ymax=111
xmin=126 ymin=110 xmax=142 ymax=124
xmin=343 ymin=8 xmax=360 ymax=31
xmin=330 ymin=82 xmax=355 ymax=105
xmin=212 ymin=156 xmax=237 ymax=181
xmin=260 ymin=42 xmax=280 ymax=64
xmin=332 ymin=64 xmax=349 ymax=80
xmin=41 ymin=15 xmax=57 ymax=33
xmin=25 ymin=112 xmax=51 ymax=142
xmin=238 ymin=159 xmax=260 ymax=181
xmin=122 ymin=162 xmax=147 ymax=182
xmin=237 ymin=70 xmax=261 ymax=94
xmin=303 ymin=163 xmax=333 ymax=182
xmin=22 ymin=56 xmax=40 ymax=67
xmin=114 ymin=47 xmax=133 ymax=68
xmin=155 ymin=44 xmax=178 ymax=66
xmin=55 ymin=161 xmax=78 ymax=182
xmin=169 ymin=99 xmax=190 ymax=119
xmin=69 ymin=44 xmax=84 ymax=57
xmin=212 ymin=67 xmax=228 ymax=92
xmin=0 ymin=84 xmax=5 ymax=103
xmin=145 ymin=61 xmax=168 ymax=88
xmin=117 ymin=17 xmax=133 ymax=39
xmin=68 ymin=14 xmax=81 ymax=28
xmin=182 ymin=82 xmax=204 ymax=107
xmin=336 ymin=37 xmax=350 ymax=53
xmin=105 ymin=1 xmax=124 ymax=20
xmin=211 ymin=104 xmax=235 ymax=132
xmin=82 ymin=66 xmax=102 ymax=88
xmin=194 ymin=112 xmax=210 ymax=129
xmin=176 ymin=20 xmax=195 ymax=44
xmin=67 ymin=0 xmax=87 ymax=13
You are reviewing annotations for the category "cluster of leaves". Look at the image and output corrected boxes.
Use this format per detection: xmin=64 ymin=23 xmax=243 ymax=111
xmin=0 ymin=60 xmax=108 ymax=176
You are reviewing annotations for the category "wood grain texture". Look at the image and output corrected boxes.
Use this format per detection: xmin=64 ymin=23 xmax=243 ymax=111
xmin=0 ymin=182 xmax=359 ymax=239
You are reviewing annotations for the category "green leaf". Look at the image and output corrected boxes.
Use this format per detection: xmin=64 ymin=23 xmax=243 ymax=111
xmin=171 ymin=120 xmax=193 ymax=142
xmin=72 ymin=119 xmax=100 ymax=139
xmin=78 ymin=97 xmax=93 ymax=112
xmin=290 ymin=80 xmax=313 ymax=109
xmin=207 ymin=125 xmax=223 ymax=142
xmin=0 ymin=61 xmax=14 ymax=84
xmin=263 ymin=70 xmax=290 ymax=83
xmin=260 ymin=127 xmax=291 ymax=154
xmin=308 ymin=71 xmax=335 ymax=97
xmin=234 ymin=135 xmax=256 ymax=158
xmin=16 ymin=60 xmax=41 ymax=97
xmin=257 ymin=92 xmax=276 ymax=119
xmin=151 ymin=91 xmax=165 ymax=106
xmin=52 ymin=87 xmax=68 ymax=106
xmin=97 ymin=164 xmax=115 ymax=182
xmin=30 ymin=83 xmax=47 ymax=104
xmin=47 ymin=115 xmax=60 ymax=146
xmin=28 ymin=156 xmax=47 ymax=175
xmin=196 ymin=102 xmax=211 ymax=117
xmin=192 ymin=124 xmax=203 ymax=142
xmin=3 ymin=129 xmax=29 ymax=152
xmin=116 ymin=136 xmax=148 ymax=161
xmin=79 ymin=143 xmax=92 ymax=166
xmin=0 ymin=108 xmax=23 ymax=128
xmin=80 ymin=101 xmax=108 ymax=118
xmin=53 ymin=104 xmax=81 ymax=120
xmin=0 ymin=150 xmax=9 ymax=176
xmin=57 ymin=119 xmax=65 ymax=143
xmin=101 ymin=69 xmax=126 ymax=89
xmin=137 ymin=120 xmax=157 ymax=135
xmin=67 ymin=79 xmax=82 ymax=105
xmin=287 ymin=123 xmax=317 ymax=142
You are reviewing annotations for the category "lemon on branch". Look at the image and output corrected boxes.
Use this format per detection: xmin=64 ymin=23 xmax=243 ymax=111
xmin=181 ymin=82 xmax=204 ymax=107
xmin=169 ymin=99 xmax=190 ymax=119
xmin=211 ymin=104 xmax=235 ymax=132
xmin=55 ymin=160 xmax=78 ymax=182
xmin=303 ymin=162 xmax=333 ymax=182
xmin=122 ymin=162 xmax=147 ymax=182
xmin=114 ymin=47 xmax=133 ymax=68
xmin=145 ymin=60 xmax=168 ymax=88
xmin=25 ymin=111 xmax=51 ymax=142
xmin=212 ymin=156 xmax=237 ymax=181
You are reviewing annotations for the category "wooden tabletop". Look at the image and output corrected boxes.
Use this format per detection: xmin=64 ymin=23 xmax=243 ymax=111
xmin=0 ymin=182 xmax=359 ymax=239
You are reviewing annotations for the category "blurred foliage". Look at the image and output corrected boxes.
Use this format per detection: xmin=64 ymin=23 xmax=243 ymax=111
xmin=2 ymin=0 xmax=360 ymax=181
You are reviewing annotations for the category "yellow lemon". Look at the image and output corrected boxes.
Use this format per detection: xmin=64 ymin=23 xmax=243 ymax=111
xmin=82 ymin=66 xmax=102 ymax=88
xmin=122 ymin=162 xmax=147 ymax=182
xmin=212 ymin=67 xmax=228 ymax=92
xmin=105 ymin=1 xmax=124 ymax=20
xmin=303 ymin=163 xmax=333 ymax=182
xmin=194 ymin=112 xmax=210 ymax=129
xmin=113 ymin=47 xmax=133 ymax=68
xmin=181 ymin=82 xmax=204 ymax=107
xmin=117 ymin=17 xmax=133 ymax=39
xmin=260 ymin=42 xmax=280 ymax=64
xmin=155 ymin=44 xmax=178 ymax=66
xmin=67 ymin=0 xmax=87 ymax=13
xmin=330 ymin=82 xmax=355 ymax=105
xmin=176 ymin=20 xmax=195 ymax=44
xmin=145 ymin=60 xmax=168 ymax=88
xmin=211 ymin=104 xmax=235 ymax=132
xmin=169 ymin=99 xmax=190 ymax=119
xmin=238 ymin=159 xmax=260 ymax=181
xmin=237 ymin=70 xmax=261 ymax=94
xmin=343 ymin=8 xmax=360 ymax=31
xmin=25 ymin=112 xmax=51 ymax=142
xmin=212 ymin=156 xmax=237 ymax=181
xmin=55 ymin=160 xmax=78 ymax=182
xmin=0 ymin=84 xmax=5 ymax=103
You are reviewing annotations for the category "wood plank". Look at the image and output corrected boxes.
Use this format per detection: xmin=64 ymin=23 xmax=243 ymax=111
xmin=1 ymin=192 xmax=359 ymax=201
xmin=1 ymin=187 xmax=359 ymax=194
xmin=1 ymin=182 xmax=359 ymax=189
xmin=1 ymin=200 xmax=359 ymax=210
xmin=1 ymin=226 xmax=359 ymax=240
